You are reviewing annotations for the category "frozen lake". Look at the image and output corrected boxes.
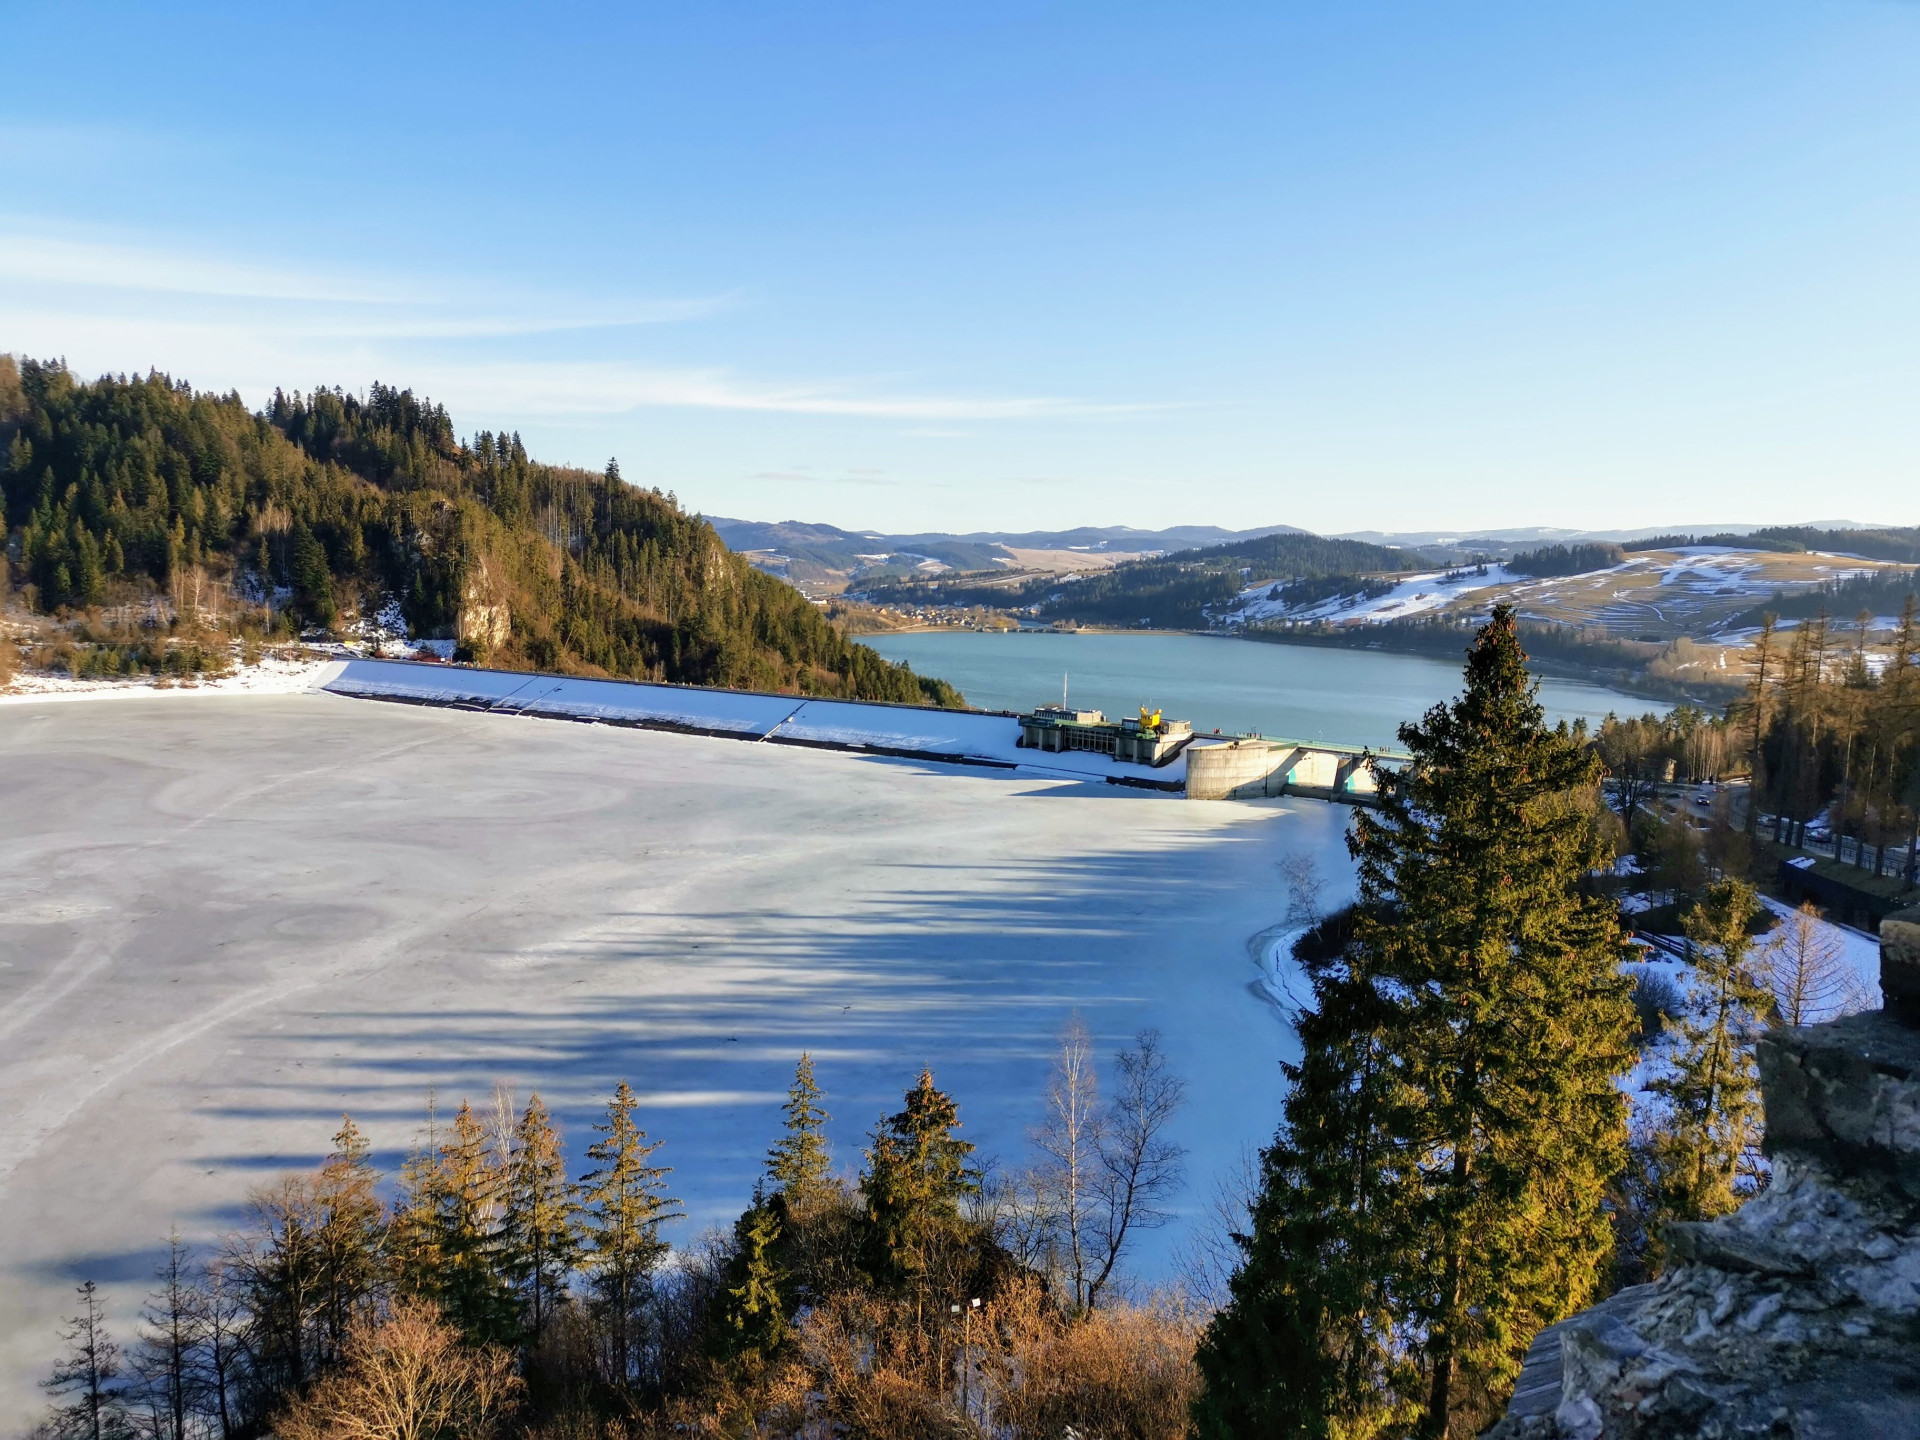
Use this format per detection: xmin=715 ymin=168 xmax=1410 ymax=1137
xmin=0 ymin=692 xmax=1354 ymax=1425
xmin=865 ymin=630 xmax=1666 ymax=743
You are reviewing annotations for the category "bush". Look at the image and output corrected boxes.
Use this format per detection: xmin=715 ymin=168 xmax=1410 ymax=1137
xmin=275 ymin=1301 xmax=522 ymax=1440
xmin=1629 ymin=968 xmax=1685 ymax=1044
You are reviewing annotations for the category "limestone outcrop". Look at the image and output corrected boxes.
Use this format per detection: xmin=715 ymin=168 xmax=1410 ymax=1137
xmin=1486 ymin=905 xmax=1920 ymax=1440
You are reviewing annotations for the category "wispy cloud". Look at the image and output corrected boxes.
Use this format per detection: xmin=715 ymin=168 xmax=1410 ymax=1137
xmin=0 ymin=220 xmax=1154 ymax=425
xmin=0 ymin=222 xmax=731 ymax=333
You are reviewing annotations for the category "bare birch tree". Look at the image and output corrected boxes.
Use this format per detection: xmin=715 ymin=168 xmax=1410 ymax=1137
xmin=1085 ymin=1031 xmax=1187 ymax=1310
xmin=1031 ymin=1012 xmax=1104 ymax=1313
xmin=1025 ymin=1019 xmax=1188 ymax=1314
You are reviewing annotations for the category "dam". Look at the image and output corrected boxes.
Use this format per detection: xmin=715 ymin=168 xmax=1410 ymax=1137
xmin=315 ymin=658 xmax=1408 ymax=802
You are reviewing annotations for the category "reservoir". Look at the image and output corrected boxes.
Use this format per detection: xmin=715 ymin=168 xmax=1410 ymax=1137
xmin=866 ymin=630 xmax=1667 ymax=747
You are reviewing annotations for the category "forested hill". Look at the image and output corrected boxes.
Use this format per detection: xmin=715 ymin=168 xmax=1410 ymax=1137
xmin=0 ymin=357 xmax=960 ymax=705
xmin=861 ymin=529 xmax=1423 ymax=629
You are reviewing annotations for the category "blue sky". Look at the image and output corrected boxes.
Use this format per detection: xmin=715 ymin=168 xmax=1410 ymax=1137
xmin=3 ymin=2 xmax=1916 ymax=534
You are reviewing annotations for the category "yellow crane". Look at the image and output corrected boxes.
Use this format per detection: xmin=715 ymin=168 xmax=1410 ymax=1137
xmin=1138 ymin=705 xmax=1163 ymax=733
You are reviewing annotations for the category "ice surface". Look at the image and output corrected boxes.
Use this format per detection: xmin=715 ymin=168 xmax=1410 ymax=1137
xmin=0 ymin=693 xmax=1350 ymax=1425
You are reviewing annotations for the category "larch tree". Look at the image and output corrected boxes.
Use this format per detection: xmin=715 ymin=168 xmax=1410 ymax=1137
xmin=41 ymin=1280 xmax=131 ymax=1440
xmin=1758 ymin=901 xmax=1873 ymax=1027
xmin=229 ymin=1175 xmax=325 ymax=1394
xmin=579 ymin=1081 xmax=680 ymax=1386
xmin=187 ymin=1258 xmax=245 ymax=1440
xmin=132 ymin=1232 xmax=200 ymax=1440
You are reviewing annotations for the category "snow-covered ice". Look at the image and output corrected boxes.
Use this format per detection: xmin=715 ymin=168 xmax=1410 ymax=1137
xmin=0 ymin=691 xmax=1351 ymax=1425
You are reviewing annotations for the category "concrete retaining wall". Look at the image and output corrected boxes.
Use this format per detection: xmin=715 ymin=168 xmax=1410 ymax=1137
xmin=1185 ymin=739 xmax=1384 ymax=802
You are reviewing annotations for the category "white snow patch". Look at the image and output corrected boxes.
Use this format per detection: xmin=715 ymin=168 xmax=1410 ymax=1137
xmin=0 ymin=654 xmax=345 ymax=706
xmin=1225 ymin=566 xmax=1519 ymax=627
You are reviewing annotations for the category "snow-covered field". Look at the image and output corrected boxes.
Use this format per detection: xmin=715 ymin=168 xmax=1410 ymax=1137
xmin=1225 ymin=566 xmax=1519 ymax=626
xmin=0 ymin=690 xmax=1351 ymax=1427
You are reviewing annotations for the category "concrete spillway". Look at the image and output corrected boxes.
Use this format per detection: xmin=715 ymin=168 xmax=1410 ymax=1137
xmin=1183 ymin=736 xmax=1410 ymax=803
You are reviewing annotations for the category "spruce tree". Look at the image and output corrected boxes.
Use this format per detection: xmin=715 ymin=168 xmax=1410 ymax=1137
xmin=42 ymin=1280 xmax=131 ymax=1440
xmin=313 ymin=1116 xmax=384 ymax=1364
xmin=1361 ymin=607 xmax=1633 ymax=1437
xmin=436 ymin=1100 xmax=519 ymax=1344
xmin=766 ymin=1053 xmax=832 ymax=1202
xmin=389 ymin=1097 xmax=451 ymax=1300
xmin=499 ymin=1093 xmax=582 ymax=1340
xmin=1646 ymin=879 xmax=1771 ymax=1232
xmin=1198 ymin=607 xmax=1635 ymax=1439
xmin=1194 ymin=914 xmax=1418 ymax=1440
xmin=389 ymin=1100 xmax=517 ymax=1345
xmin=579 ymin=1081 xmax=680 ymax=1386
xmin=712 ymin=1187 xmax=791 ymax=1365
xmin=860 ymin=1069 xmax=978 ymax=1293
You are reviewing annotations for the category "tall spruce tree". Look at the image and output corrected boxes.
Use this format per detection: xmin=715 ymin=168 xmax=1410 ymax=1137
xmin=389 ymin=1100 xmax=517 ymax=1345
xmin=766 ymin=1053 xmax=832 ymax=1202
xmin=1197 ymin=607 xmax=1635 ymax=1439
xmin=1194 ymin=912 xmax=1419 ymax=1440
xmin=499 ymin=1093 xmax=582 ymax=1341
xmin=859 ymin=1069 xmax=978 ymax=1293
xmin=313 ymin=1116 xmax=384 ymax=1364
xmin=1645 ymin=879 xmax=1771 ymax=1235
xmin=579 ymin=1081 xmax=680 ymax=1386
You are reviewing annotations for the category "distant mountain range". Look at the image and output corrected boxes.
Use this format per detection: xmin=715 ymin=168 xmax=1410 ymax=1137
xmin=703 ymin=517 xmax=1308 ymax=591
xmin=1338 ymin=521 xmax=1886 ymax=561
xmin=709 ymin=516 xmax=1896 ymax=589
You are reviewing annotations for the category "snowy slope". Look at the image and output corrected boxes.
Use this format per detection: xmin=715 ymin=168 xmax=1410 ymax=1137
xmin=1224 ymin=566 xmax=1519 ymax=627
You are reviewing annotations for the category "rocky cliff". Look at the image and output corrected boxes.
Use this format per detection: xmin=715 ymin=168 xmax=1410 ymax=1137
xmin=1486 ymin=905 xmax=1920 ymax=1439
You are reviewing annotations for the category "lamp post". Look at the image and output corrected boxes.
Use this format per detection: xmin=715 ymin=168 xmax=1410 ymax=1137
xmin=949 ymin=1297 xmax=981 ymax=1420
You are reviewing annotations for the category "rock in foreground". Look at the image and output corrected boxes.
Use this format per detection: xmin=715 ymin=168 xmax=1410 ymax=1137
xmin=1486 ymin=908 xmax=1920 ymax=1440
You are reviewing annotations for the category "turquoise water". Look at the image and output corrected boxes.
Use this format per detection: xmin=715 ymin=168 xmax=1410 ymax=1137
xmin=867 ymin=631 xmax=1665 ymax=750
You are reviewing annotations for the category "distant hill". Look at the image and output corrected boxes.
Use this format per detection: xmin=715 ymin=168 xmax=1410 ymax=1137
xmin=1335 ymin=521 xmax=1893 ymax=562
xmin=706 ymin=516 xmax=1307 ymax=592
xmin=858 ymin=530 xmax=1421 ymax=630
xmin=0 ymin=357 xmax=960 ymax=706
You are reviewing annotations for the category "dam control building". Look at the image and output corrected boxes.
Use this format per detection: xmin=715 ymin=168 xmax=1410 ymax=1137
xmin=1015 ymin=704 xmax=1194 ymax=767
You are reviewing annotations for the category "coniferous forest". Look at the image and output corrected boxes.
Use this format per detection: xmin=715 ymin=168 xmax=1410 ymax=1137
xmin=0 ymin=356 xmax=960 ymax=706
